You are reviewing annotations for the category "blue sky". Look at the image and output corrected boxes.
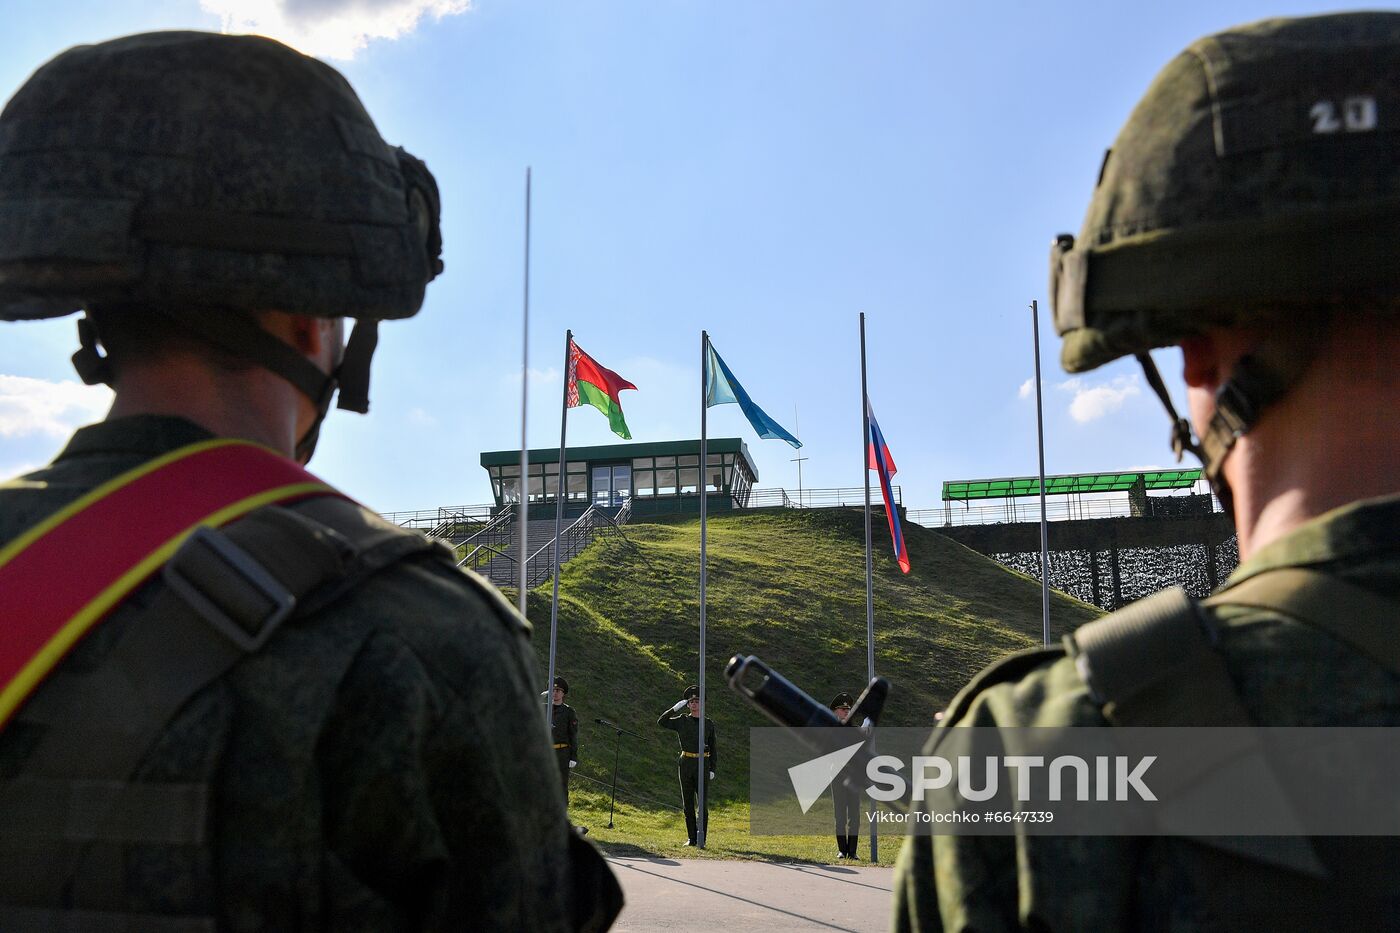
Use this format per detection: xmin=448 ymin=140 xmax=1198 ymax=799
xmin=0 ymin=0 xmax=1360 ymax=512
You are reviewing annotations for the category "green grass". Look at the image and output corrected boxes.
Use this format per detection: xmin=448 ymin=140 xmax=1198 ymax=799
xmin=564 ymin=786 xmax=908 ymax=866
xmin=509 ymin=508 xmax=1100 ymax=862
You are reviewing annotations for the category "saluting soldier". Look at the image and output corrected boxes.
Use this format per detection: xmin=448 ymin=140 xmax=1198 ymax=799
xmin=657 ymin=685 xmax=718 ymax=846
xmin=549 ymin=676 xmax=580 ymax=804
xmin=829 ymin=693 xmax=861 ymax=860
xmin=893 ymin=12 xmax=1400 ymax=931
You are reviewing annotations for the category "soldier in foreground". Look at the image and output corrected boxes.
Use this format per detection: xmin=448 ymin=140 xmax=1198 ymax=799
xmin=0 ymin=32 xmax=620 ymax=931
xmin=550 ymin=676 xmax=580 ymax=804
xmin=658 ymin=685 xmax=718 ymax=846
xmin=894 ymin=12 xmax=1400 ymax=931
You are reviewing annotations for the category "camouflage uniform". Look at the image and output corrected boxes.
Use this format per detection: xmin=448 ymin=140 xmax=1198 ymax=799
xmin=892 ymin=494 xmax=1400 ymax=931
xmin=0 ymin=415 xmax=620 ymax=930
xmin=0 ymin=30 xmax=620 ymax=931
xmin=894 ymin=12 xmax=1400 ymax=931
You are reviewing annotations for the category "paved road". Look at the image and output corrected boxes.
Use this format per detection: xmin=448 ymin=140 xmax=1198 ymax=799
xmin=607 ymin=857 xmax=894 ymax=932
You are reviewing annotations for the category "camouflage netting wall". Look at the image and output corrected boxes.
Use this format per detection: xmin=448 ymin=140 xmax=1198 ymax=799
xmin=992 ymin=537 xmax=1239 ymax=611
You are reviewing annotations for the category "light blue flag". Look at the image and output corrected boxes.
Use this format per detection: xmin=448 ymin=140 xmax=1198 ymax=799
xmin=705 ymin=343 xmax=802 ymax=449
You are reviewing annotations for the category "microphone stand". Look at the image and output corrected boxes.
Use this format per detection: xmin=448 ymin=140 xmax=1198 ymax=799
xmin=595 ymin=718 xmax=642 ymax=829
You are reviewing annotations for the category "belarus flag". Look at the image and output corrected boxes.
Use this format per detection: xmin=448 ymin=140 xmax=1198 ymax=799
xmin=867 ymin=401 xmax=910 ymax=574
xmin=568 ymin=339 xmax=637 ymax=439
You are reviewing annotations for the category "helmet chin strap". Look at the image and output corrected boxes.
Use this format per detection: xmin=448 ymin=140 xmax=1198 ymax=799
xmin=1135 ymin=337 xmax=1320 ymax=523
xmin=293 ymin=375 xmax=338 ymax=465
xmin=74 ymin=311 xmax=381 ymax=466
xmin=293 ymin=320 xmax=378 ymax=464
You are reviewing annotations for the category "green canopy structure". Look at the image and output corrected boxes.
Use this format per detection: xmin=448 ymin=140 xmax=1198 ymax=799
xmin=942 ymin=470 xmax=1201 ymax=501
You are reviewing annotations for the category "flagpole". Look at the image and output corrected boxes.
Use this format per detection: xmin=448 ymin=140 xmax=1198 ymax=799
xmin=545 ymin=328 xmax=572 ymax=722
xmin=859 ymin=312 xmax=878 ymax=862
xmin=1031 ymin=300 xmax=1051 ymax=647
xmin=697 ymin=330 xmax=709 ymax=849
xmin=518 ymin=167 xmax=531 ymax=625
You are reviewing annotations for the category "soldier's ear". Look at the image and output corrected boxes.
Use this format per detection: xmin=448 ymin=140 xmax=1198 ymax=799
xmin=258 ymin=311 xmax=325 ymax=358
xmin=1181 ymin=335 xmax=1221 ymax=390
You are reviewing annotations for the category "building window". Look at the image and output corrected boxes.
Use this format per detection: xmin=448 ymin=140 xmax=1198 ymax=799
xmin=591 ymin=464 xmax=631 ymax=506
xmin=635 ymin=470 xmax=655 ymax=497
xmin=704 ymin=454 xmax=726 ymax=493
xmin=657 ymin=468 xmax=677 ymax=496
xmin=592 ymin=466 xmax=610 ymax=504
xmin=488 ymin=464 xmax=523 ymax=504
xmin=521 ymin=461 xmax=586 ymax=503
xmin=612 ymin=465 xmax=631 ymax=503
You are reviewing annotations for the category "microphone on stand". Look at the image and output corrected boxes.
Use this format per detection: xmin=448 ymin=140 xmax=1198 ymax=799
xmin=593 ymin=714 xmax=642 ymax=827
xmin=595 ymin=717 xmax=642 ymax=737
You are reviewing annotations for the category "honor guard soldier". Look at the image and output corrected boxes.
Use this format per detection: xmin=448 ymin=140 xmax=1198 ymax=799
xmin=829 ymin=693 xmax=861 ymax=860
xmin=0 ymin=31 xmax=619 ymax=931
xmin=894 ymin=12 xmax=1400 ymax=931
xmin=657 ymin=685 xmax=718 ymax=846
xmin=550 ymin=676 xmax=580 ymax=804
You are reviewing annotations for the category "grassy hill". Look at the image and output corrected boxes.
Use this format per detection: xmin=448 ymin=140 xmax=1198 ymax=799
xmin=517 ymin=507 xmax=1100 ymax=843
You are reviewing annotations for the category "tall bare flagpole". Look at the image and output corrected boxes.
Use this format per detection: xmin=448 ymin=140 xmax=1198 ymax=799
xmin=518 ymin=168 xmax=531 ymax=625
xmin=545 ymin=328 xmax=572 ymax=720
xmin=697 ymin=330 xmax=710 ymax=848
xmin=859 ymin=311 xmax=877 ymax=862
xmin=1031 ymin=300 xmax=1051 ymax=647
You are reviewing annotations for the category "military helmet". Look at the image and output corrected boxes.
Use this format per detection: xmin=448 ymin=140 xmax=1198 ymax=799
xmin=1051 ymin=12 xmax=1400 ymax=375
xmin=0 ymin=31 xmax=441 ymax=324
xmin=0 ymin=32 xmax=443 ymax=420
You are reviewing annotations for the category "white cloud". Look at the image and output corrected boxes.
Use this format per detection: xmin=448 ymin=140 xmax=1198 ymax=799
xmin=0 ymin=375 xmax=111 ymax=439
xmin=1 ymin=461 xmax=41 ymax=478
xmin=501 ymin=366 xmax=561 ymax=390
xmin=1064 ymin=375 xmax=1141 ymax=423
xmin=1017 ymin=378 xmax=1033 ymax=400
xmin=200 ymin=0 xmax=471 ymax=60
xmin=406 ymin=406 xmax=438 ymax=428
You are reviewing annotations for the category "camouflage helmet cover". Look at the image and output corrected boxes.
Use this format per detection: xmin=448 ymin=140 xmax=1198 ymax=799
xmin=1051 ymin=13 xmax=1400 ymax=374
xmin=0 ymin=31 xmax=442 ymax=323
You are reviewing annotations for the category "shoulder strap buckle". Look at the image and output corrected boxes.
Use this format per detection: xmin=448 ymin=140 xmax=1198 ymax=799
xmin=1213 ymin=378 xmax=1257 ymax=438
xmin=162 ymin=526 xmax=295 ymax=652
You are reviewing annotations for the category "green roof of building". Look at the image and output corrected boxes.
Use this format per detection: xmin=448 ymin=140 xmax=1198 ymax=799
xmin=942 ymin=469 xmax=1202 ymax=501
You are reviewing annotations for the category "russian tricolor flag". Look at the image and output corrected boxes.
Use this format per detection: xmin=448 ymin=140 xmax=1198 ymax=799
xmin=866 ymin=401 xmax=910 ymax=574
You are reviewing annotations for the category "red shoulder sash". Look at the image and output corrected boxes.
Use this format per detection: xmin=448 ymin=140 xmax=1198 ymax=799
xmin=0 ymin=438 xmax=344 ymax=730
